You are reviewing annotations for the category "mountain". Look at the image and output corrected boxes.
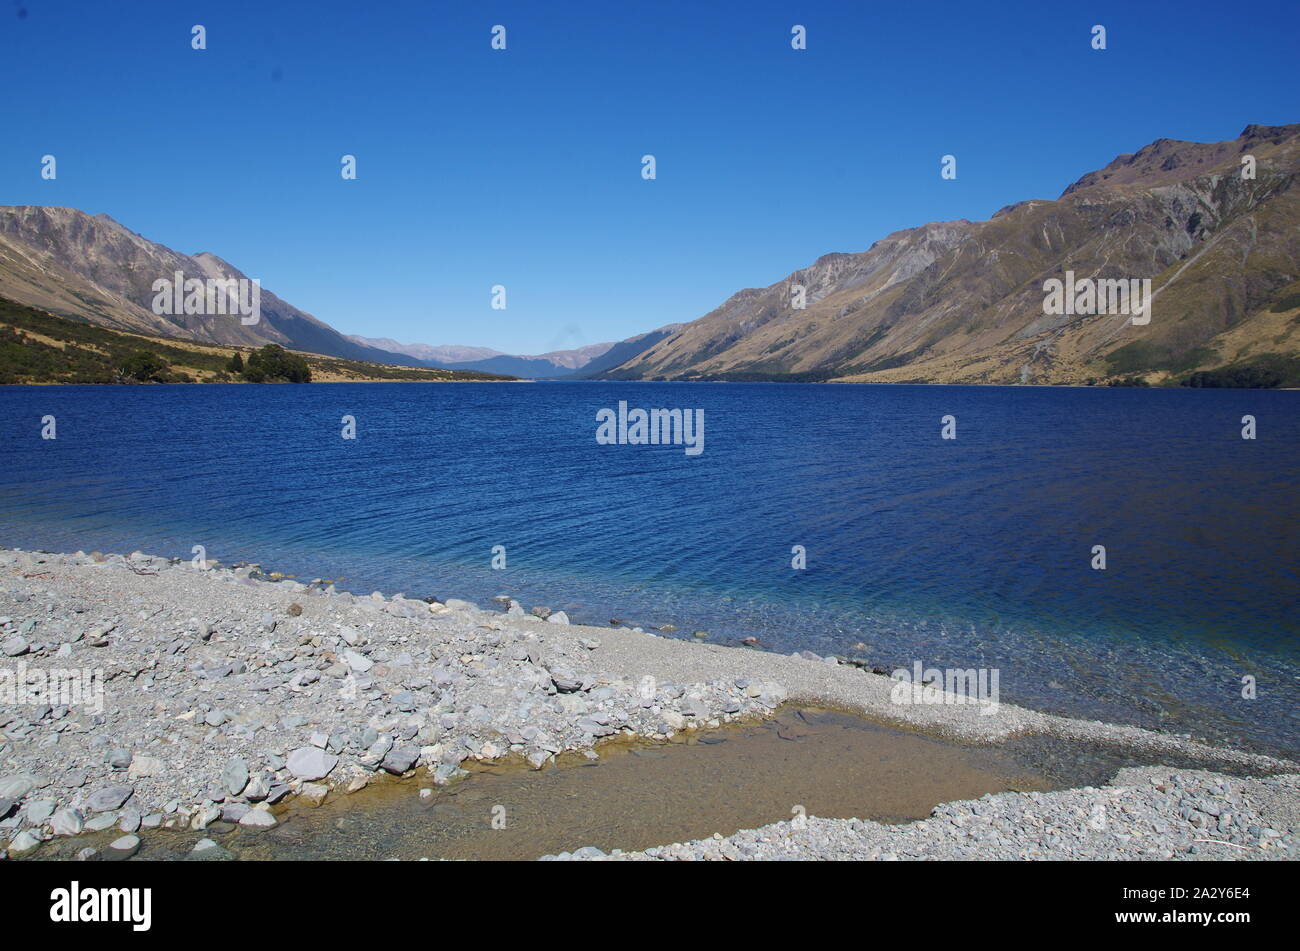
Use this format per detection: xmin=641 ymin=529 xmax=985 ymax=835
xmin=432 ymin=353 xmax=587 ymax=379
xmin=347 ymin=335 xmax=624 ymax=378
xmin=9 ymin=124 xmax=1295 ymax=386
xmin=0 ymin=204 xmax=668 ymax=379
xmin=571 ymin=327 xmax=682 ymax=378
xmin=0 ymin=207 xmax=426 ymax=367
xmin=593 ymin=124 xmax=1300 ymax=385
xmin=345 ymin=336 xmax=504 ymax=364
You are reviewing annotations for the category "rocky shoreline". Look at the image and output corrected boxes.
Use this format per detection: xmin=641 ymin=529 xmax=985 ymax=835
xmin=0 ymin=546 xmax=1295 ymax=861
xmin=549 ymin=766 xmax=1300 ymax=861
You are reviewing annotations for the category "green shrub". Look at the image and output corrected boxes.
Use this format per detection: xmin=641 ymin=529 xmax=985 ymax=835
xmin=241 ymin=344 xmax=312 ymax=383
xmin=117 ymin=350 xmax=171 ymax=382
xmin=1182 ymin=366 xmax=1283 ymax=388
xmin=1178 ymin=354 xmax=1300 ymax=389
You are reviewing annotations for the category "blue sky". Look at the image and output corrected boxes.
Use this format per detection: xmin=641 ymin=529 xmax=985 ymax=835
xmin=3 ymin=0 xmax=1296 ymax=353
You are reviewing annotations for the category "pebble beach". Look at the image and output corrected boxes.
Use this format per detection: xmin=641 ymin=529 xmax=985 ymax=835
xmin=0 ymin=546 xmax=1295 ymax=861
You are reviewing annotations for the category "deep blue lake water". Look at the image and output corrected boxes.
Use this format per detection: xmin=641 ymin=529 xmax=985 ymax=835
xmin=1 ymin=382 xmax=1296 ymax=756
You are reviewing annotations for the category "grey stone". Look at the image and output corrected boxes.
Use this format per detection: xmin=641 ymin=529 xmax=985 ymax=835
xmin=238 ymin=806 xmax=277 ymax=828
xmin=24 ymin=799 xmax=56 ymax=825
xmin=0 ymin=775 xmax=36 ymax=800
xmin=127 ymin=754 xmax=164 ymax=779
xmin=222 ymin=758 xmax=249 ymax=797
xmin=526 ymin=749 xmax=550 ymax=770
xmin=105 ymin=836 xmax=139 ymax=857
xmin=550 ymin=666 xmax=582 ymax=692
xmin=342 ymin=649 xmax=373 ymax=673
xmin=381 ymin=745 xmax=420 ymax=775
xmin=106 ymin=834 xmax=140 ymax=858
xmin=7 ymin=830 xmax=40 ymax=856
xmin=298 ymin=783 xmax=329 ymax=806
xmin=1 ymin=636 xmax=29 ymax=657
xmin=286 ymin=747 xmax=338 ymax=781
xmin=433 ymin=763 xmax=467 ymax=785
xmin=221 ymin=803 xmax=252 ymax=823
xmin=681 ymin=696 xmax=711 ymax=718
xmin=50 ymin=810 xmax=84 ymax=831
xmin=244 ymin=775 xmax=271 ymax=801
xmin=365 ymin=734 xmax=394 ymax=761
xmin=86 ymin=785 xmax=133 ymax=813
xmin=190 ymin=804 xmax=220 ymax=830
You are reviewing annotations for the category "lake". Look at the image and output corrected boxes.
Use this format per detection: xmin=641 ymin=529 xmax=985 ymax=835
xmin=1 ymin=381 xmax=1296 ymax=756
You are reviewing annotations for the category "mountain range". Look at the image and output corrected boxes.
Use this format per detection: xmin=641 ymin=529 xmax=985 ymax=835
xmin=0 ymin=206 xmax=429 ymax=368
xmin=343 ymin=336 xmax=623 ymax=378
xmin=2 ymin=123 xmax=1296 ymax=385
xmin=598 ymin=123 xmax=1300 ymax=384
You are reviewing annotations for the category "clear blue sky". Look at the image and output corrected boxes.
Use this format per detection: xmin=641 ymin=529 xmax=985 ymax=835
xmin=3 ymin=0 xmax=1296 ymax=353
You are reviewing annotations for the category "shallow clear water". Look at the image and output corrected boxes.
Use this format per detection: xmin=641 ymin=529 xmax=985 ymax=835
xmin=1 ymin=381 xmax=1296 ymax=754
xmin=28 ymin=709 xmax=1053 ymax=861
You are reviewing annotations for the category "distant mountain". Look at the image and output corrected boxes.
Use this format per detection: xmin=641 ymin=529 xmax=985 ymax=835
xmin=571 ymin=328 xmax=681 ymax=378
xmin=345 ymin=336 xmax=504 ymax=364
xmin=0 ymin=207 xmax=425 ymax=367
xmin=593 ymin=124 xmax=1300 ymax=384
xmin=348 ymin=335 xmax=626 ymax=379
xmin=434 ymin=353 xmax=587 ymax=379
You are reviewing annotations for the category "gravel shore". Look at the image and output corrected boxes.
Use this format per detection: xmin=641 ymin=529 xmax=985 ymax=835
xmin=549 ymin=767 xmax=1300 ymax=861
xmin=0 ymin=546 xmax=1294 ymax=860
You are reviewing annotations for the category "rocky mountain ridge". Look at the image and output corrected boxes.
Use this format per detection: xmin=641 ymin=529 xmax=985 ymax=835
xmin=0 ymin=207 xmax=425 ymax=367
xmin=594 ymin=123 xmax=1300 ymax=384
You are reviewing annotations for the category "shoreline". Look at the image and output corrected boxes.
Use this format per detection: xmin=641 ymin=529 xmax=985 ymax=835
xmin=0 ymin=546 xmax=1295 ymax=861
xmin=7 ymin=378 xmax=1297 ymax=389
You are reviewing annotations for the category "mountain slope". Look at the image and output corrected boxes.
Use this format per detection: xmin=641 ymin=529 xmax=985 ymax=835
xmin=596 ymin=124 xmax=1300 ymax=384
xmin=0 ymin=207 xmax=425 ymax=367
xmin=0 ymin=295 xmax=515 ymax=385
xmin=571 ymin=327 xmax=683 ymax=378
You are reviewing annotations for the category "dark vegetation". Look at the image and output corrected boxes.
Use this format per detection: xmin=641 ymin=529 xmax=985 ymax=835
xmin=0 ymin=297 xmax=514 ymax=385
xmin=1179 ymin=355 xmax=1299 ymax=389
xmin=1268 ymin=292 xmax=1300 ymax=313
xmin=239 ymin=344 xmax=312 ymax=383
xmin=0 ymin=297 xmax=225 ymax=384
